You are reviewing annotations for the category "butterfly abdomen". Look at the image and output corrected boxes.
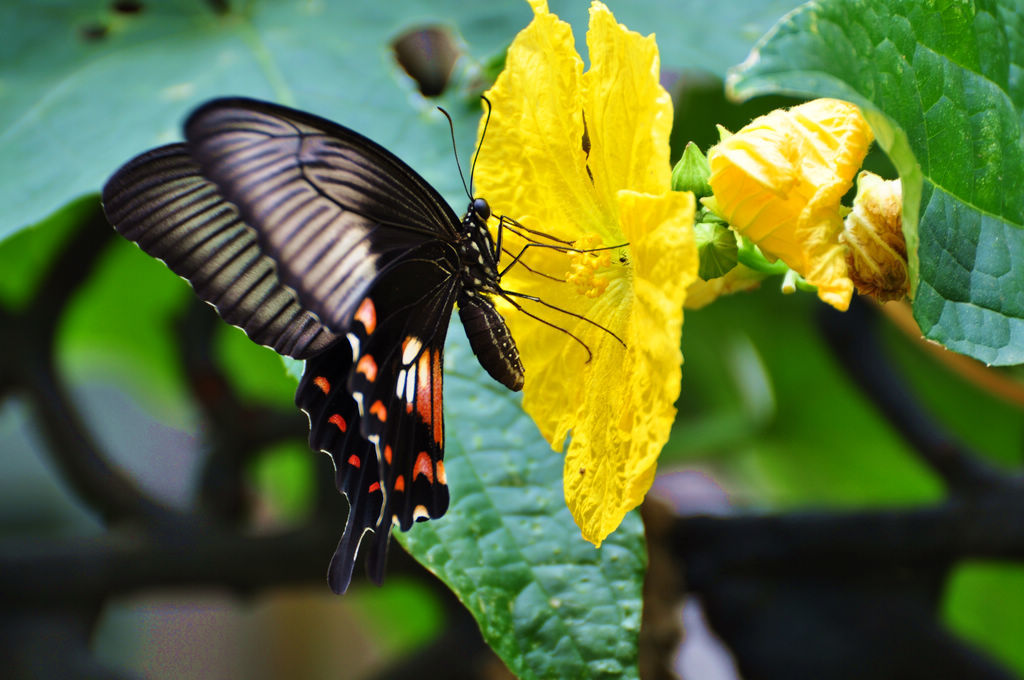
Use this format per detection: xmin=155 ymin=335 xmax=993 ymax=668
xmin=457 ymin=292 xmax=524 ymax=392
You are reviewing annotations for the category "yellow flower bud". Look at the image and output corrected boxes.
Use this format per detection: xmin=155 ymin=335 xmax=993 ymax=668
xmin=841 ymin=171 xmax=908 ymax=302
xmin=707 ymin=99 xmax=874 ymax=311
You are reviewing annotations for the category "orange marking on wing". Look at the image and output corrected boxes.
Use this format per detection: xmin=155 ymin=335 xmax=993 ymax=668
xmin=394 ymin=475 xmax=405 ymax=492
xmin=328 ymin=414 xmax=347 ymax=432
xmin=384 ymin=445 xmax=393 ymax=466
xmin=370 ymin=400 xmax=387 ymax=421
xmin=313 ymin=376 xmax=330 ymax=394
xmin=347 ymin=454 xmax=361 ymax=468
xmin=413 ymin=451 xmax=434 ymax=483
xmin=355 ymin=298 xmax=377 ymax=334
xmin=431 ymin=351 xmax=444 ymax=446
xmin=368 ymin=482 xmax=381 ymax=493
xmin=436 ymin=460 xmax=447 ymax=485
xmin=356 ymin=355 xmax=378 ymax=382
xmin=415 ymin=351 xmax=432 ymax=423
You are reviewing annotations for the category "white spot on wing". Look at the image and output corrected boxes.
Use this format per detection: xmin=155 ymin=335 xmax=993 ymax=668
xmin=346 ymin=332 xmax=360 ymax=359
xmin=396 ymin=369 xmax=406 ymax=400
xmin=405 ymin=364 xmax=417 ymax=406
xmin=402 ymin=337 xmax=423 ymax=365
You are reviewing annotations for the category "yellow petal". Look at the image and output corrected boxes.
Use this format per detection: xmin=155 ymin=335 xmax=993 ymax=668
xmin=707 ymin=99 xmax=874 ymax=311
xmin=565 ymin=190 xmax=696 ymax=546
xmin=473 ymin=0 xmax=599 ymax=242
xmin=581 ymin=1 xmax=674 ymax=209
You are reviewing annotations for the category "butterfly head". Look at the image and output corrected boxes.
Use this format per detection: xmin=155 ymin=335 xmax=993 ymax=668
xmin=457 ymin=198 xmax=502 ymax=292
xmin=471 ymin=197 xmax=491 ymax=222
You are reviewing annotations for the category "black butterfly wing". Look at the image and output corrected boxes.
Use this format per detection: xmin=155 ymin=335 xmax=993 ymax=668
xmin=345 ymin=245 xmax=458 ymax=531
xmin=182 ymin=98 xmax=463 ymax=334
xmin=296 ymin=342 xmax=384 ymax=594
xmin=102 ymin=144 xmax=338 ymax=358
xmin=297 ymin=242 xmax=458 ymax=593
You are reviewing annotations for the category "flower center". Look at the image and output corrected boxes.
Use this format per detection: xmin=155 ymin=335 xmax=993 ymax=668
xmin=566 ymin=233 xmax=614 ymax=298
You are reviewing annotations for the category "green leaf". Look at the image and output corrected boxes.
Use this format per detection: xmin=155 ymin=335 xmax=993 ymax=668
xmin=725 ymin=0 xmax=1024 ymax=366
xmin=0 ymin=0 xmax=533 ymax=242
xmin=397 ymin=324 xmax=646 ymax=680
xmin=0 ymin=0 xmax=804 ymax=242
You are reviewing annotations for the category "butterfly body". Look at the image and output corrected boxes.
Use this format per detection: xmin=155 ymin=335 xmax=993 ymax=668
xmin=102 ymin=98 xmax=523 ymax=592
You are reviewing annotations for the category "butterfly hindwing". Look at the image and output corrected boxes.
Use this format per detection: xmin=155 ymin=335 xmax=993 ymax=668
xmin=299 ymin=246 xmax=457 ymax=592
xmin=344 ymin=248 xmax=457 ymax=531
xmin=296 ymin=341 xmax=385 ymax=594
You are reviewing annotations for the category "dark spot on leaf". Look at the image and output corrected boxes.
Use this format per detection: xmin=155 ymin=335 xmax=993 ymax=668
xmin=79 ymin=23 xmax=108 ymax=41
xmin=111 ymin=0 xmax=143 ymax=13
xmin=392 ymin=25 xmax=460 ymax=98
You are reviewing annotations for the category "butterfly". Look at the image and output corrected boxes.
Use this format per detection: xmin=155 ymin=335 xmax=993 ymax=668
xmin=101 ymin=97 xmax=524 ymax=593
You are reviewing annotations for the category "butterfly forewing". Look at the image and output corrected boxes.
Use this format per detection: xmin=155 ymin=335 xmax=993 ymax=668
xmin=102 ymin=143 xmax=338 ymax=359
xmin=183 ymin=99 xmax=463 ymax=333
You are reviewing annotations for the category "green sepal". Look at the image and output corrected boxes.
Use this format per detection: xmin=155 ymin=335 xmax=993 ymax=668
xmin=671 ymin=142 xmax=713 ymax=197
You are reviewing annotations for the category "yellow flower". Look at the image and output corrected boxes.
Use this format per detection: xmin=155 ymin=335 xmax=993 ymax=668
xmin=841 ymin=171 xmax=908 ymax=301
xmin=706 ymin=99 xmax=874 ymax=311
xmin=473 ymin=0 xmax=697 ymax=545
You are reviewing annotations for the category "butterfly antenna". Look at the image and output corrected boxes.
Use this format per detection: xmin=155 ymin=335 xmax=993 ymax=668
xmin=469 ymin=95 xmax=493 ymax=193
xmin=438 ymin=106 xmax=473 ymax=202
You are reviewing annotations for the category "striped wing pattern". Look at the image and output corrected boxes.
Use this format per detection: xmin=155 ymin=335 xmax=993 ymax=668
xmin=183 ymin=99 xmax=463 ymax=333
xmin=102 ymin=143 xmax=337 ymax=359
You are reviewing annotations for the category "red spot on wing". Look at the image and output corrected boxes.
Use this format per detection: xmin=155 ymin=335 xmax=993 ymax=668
xmin=384 ymin=445 xmax=393 ymax=465
xmin=347 ymin=454 xmax=361 ymax=468
xmin=356 ymin=355 xmax=378 ymax=382
xmin=436 ymin=460 xmax=447 ymax=485
xmin=370 ymin=400 xmax=387 ymax=421
xmin=313 ymin=376 xmax=330 ymax=394
xmin=355 ymin=298 xmax=377 ymax=334
xmin=413 ymin=451 xmax=434 ymax=483
xmin=328 ymin=414 xmax=347 ymax=432
xmin=368 ymin=482 xmax=381 ymax=493
xmin=394 ymin=475 xmax=406 ymax=492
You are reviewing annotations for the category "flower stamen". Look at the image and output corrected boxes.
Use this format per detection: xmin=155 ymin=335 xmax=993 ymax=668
xmin=566 ymin=233 xmax=613 ymax=298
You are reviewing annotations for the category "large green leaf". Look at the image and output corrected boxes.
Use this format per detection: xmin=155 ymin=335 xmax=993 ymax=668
xmin=398 ymin=328 xmax=647 ymax=680
xmin=0 ymin=0 xmax=803 ymax=242
xmin=725 ymin=0 xmax=1024 ymax=366
xmin=0 ymin=0 xmax=530 ymax=242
